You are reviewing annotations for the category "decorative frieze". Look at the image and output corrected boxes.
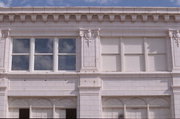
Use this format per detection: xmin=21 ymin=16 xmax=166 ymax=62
xmin=0 ymin=13 xmax=177 ymax=23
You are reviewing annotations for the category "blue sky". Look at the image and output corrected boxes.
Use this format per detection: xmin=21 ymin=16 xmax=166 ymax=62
xmin=0 ymin=0 xmax=180 ymax=7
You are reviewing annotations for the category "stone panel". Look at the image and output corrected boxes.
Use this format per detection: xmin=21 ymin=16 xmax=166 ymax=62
xmin=102 ymin=77 xmax=170 ymax=91
xmin=9 ymin=78 xmax=78 ymax=91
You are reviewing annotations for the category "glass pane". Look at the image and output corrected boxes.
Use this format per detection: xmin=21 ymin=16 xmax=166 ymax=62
xmin=35 ymin=56 xmax=53 ymax=70
xmin=13 ymin=39 xmax=30 ymax=53
xmin=35 ymin=39 xmax=53 ymax=53
xmin=12 ymin=55 xmax=29 ymax=70
xmin=59 ymin=39 xmax=76 ymax=53
xmin=59 ymin=55 xmax=76 ymax=70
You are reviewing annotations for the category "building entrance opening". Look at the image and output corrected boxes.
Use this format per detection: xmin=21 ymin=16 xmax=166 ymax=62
xmin=19 ymin=109 xmax=29 ymax=119
xmin=66 ymin=109 xmax=76 ymax=119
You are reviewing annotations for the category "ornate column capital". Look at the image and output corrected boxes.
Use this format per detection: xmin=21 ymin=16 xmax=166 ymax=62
xmin=79 ymin=28 xmax=100 ymax=47
xmin=0 ymin=29 xmax=10 ymax=39
xmin=169 ymin=29 xmax=180 ymax=47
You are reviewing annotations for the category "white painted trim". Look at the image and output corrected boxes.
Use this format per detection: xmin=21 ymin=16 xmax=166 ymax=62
xmin=30 ymin=38 xmax=35 ymax=72
xmin=53 ymin=38 xmax=58 ymax=72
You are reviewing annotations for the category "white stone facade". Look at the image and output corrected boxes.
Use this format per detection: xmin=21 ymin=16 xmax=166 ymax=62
xmin=0 ymin=7 xmax=180 ymax=118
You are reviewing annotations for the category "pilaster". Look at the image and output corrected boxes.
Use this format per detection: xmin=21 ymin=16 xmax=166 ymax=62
xmin=0 ymin=29 xmax=10 ymax=72
xmin=169 ymin=29 xmax=180 ymax=118
xmin=0 ymin=78 xmax=8 ymax=118
xmin=78 ymin=28 xmax=102 ymax=117
xmin=169 ymin=29 xmax=180 ymax=71
xmin=79 ymin=28 xmax=100 ymax=72
xmin=0 ymin=29 xmax=10 ymax=118
xmin=78 ymin=75 xmax=102 ymax=118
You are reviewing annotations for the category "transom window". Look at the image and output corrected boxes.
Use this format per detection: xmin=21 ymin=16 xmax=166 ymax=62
xmin=12 ymin=38 xmax=76 ymax=71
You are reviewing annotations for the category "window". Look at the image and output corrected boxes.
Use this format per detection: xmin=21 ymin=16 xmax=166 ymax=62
xmin=35 ymin=38 xmax=53 ymax=70
xmin=58 ymin=39 xmax=76 ymax=70
xmin=101 ymin=38 xmax=121 ymax=71
xmin=124 ymin=38 xmax=145 ymax=72
xmin=101 ymin=37 xmax=167 ymax=72
xmin=12 ymin=39 xmax=30 ymax=70
xmin=11 ymin=38 xmax=76 ymax=71
xmin=147 ymin=38 xmax=167 ymax=71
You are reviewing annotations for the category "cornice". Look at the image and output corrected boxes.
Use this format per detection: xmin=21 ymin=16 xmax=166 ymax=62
xmin=0 ymin=7 xmax=180 ymax=23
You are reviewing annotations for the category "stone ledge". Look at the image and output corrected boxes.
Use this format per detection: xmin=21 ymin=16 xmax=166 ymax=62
xmin=1 ymin=71 xmax=173 ymax=78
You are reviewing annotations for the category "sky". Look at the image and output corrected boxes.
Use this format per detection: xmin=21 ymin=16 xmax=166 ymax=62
xmin=0 ymin=0 xmax=180 ymax=7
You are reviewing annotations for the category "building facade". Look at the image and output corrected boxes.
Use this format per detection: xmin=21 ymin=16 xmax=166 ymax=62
xmin=0 ymin=7 xmax=180 ymax=118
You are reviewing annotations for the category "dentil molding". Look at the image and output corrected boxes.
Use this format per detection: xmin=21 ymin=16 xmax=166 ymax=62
xmin=0 ymin=7 xmax=180 ymax=23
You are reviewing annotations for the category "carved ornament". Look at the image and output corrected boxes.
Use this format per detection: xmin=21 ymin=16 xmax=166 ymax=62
xmin=80 ymin=28 xmax=100 ymax=47
xmin=169 ymin=29 xmax=180 ymax=47
xmin=0 ymin=29 xmax=10 ymax=39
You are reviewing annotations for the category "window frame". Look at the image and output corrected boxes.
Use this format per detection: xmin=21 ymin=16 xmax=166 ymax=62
xmin=34 ymin=38 xmax=54 ymax=71
xmin=58 ymin=38 xmax=76 ymax=71
xmin=11 ymin=38 xmax=30 ymax=71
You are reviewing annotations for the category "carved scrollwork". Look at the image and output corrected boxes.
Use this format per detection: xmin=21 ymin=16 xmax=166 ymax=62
xmin=80 ymin=28 xmax=100 ymax=47
xmin=169 ymin=29 xmax=180 ymax=47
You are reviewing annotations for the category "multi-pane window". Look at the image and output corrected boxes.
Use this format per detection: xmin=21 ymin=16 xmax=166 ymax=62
xmin=101 ymin=37 xmax=167 ymax=72
xmin=58 ymin=39 xmax=76 ymax=70
xmin=124 ymin=38 xmax=145 ymax=72
xmin=11 ymin=38 xmax=76 ymax=71
xmin=12 ymin=39 xmax=30 ymax=70
xmin=35 ymin=38 xmax=53 ymax=70
xmin=101 ymin=38 xmax=121 ymax=71
xmin=147 ymin=38 xmax=167 ymax=71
